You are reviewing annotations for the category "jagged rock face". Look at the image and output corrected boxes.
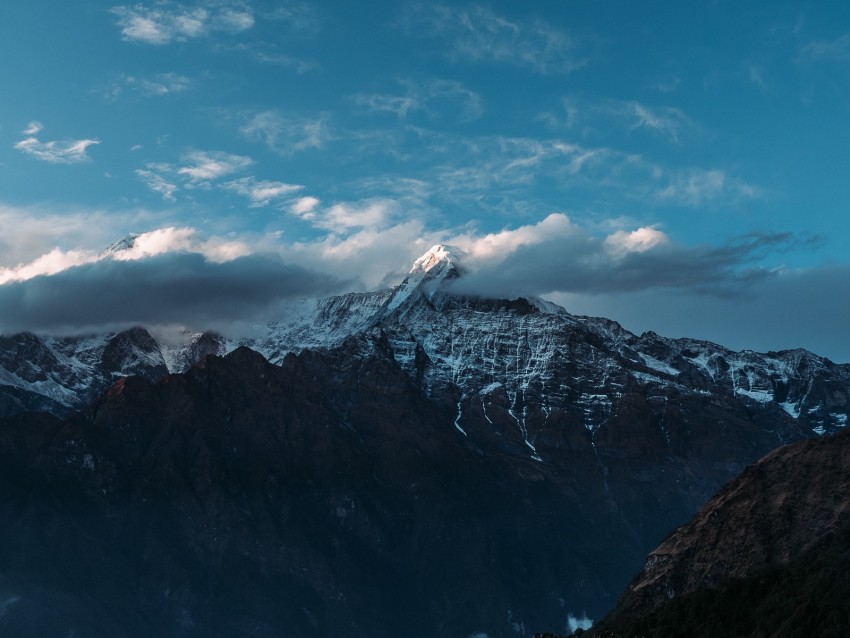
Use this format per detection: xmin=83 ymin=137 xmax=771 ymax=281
xmin=2 ymin=245 xmax=847 ymax=440
xmin=0 ymin=346 xmax=659 ymax=638
xmin=591 ymin=429 xmax=850 ymax=637
xmin=0 ymin=327 xmax=222 ymax=417
xmin=100 ymin=326 xmax=169 ymax=379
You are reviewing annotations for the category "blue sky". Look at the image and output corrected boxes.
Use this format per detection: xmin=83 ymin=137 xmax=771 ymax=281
xmin=1 ymin=1 xmax=849 ymax=361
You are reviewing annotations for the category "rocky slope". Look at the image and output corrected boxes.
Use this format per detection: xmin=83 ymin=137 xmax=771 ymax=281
xmin=0 ymin=345 xmax=660 ymax=637
xmin=589 ymin=429 xmax=850 ymax=637
xmin=0 ymin=244 xmax=849 ymax=635
xmin=3 ymin=245 xmax=849 ymax=441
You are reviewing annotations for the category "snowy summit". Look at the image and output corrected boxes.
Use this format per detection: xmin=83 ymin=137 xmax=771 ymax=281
xmin=408 ymin=244 xmax=464 ymax=280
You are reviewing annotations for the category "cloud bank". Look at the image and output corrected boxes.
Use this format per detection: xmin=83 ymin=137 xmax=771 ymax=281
xmin=1 ymin=214 xmax=845 ymax=363
xmin=0 ymin=227 xmax=342 ymax=333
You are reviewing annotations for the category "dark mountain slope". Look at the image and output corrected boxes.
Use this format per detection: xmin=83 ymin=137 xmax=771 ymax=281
xmin=590 ymin=429 xmax=850 ymax=638
xmin=0 ymin=344 xmax=652 ymax=638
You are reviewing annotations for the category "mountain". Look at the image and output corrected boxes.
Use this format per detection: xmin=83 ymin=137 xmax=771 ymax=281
xmin=0 ymin=244 xmax=848 ymax=635
xmin=588 ymin=428 xmax=850 ymax=637
xmin=0 ymin=327 xmax=174 ymax=417
xmin=3 ymin=245 xmax=849 ymax=437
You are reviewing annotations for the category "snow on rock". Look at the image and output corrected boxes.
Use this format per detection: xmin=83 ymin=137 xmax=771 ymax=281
xmin=3 ymin=242 xmax=850 ymax=444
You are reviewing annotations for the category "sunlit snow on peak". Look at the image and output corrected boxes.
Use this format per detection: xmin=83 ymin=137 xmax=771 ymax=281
xmin=409 ymin=244 xmax=465 ymax=276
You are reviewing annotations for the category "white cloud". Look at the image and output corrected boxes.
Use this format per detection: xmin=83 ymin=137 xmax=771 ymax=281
xmin=134 ymin=150 xmax=308 ymax=208
xmin=0 ymin=203 xmax=165 ymax=269
xmin=290 ymin=196 xmax=320 ymax=217
xmin=105 ymin=72 xmax=192 ymax=99
xmin=223 ymin=177 xmax=303 ymax=207
xmin=0 ymin=248 xmax=99 ymax=285
xmin=319 ymin=199 xmax=397 ymax=231
xmin=136 ymin=166 xmax=178 ymax=200
xmin=352 ymin=79 xmax=483 ymax=121
xmin=604 ymin=227 xmax=670 ymax=257
xmin=656 ymin=169 xmax=760 ymax=206
xmin=449 ymin=213 xmax=579 ymax=264
xmin=14 ymin=123 xmax=100 ymax=164
xmin=240 ymin=110 xmax=332 ymax=155
xmin=110 ymin=227 xmax=196 ymax=261
xmin=0 ymin=226 xmax=256 ymax=287
xmin=403 ymin=4 xmax=586 ymax=74
xmin=111 ymin=2 xmax=255 ymax=45
xmin=23 ymin=121 xmax=42 ymax=136
xmin=177 ymin=149 xmax=254 ymax=185
xmin=624 ymin=102 xmax=692 ymax=141
xmin=353 ymin=94 xmax=417 ymax=118
xmin=288 ymin=219 xmax=431 ymax=289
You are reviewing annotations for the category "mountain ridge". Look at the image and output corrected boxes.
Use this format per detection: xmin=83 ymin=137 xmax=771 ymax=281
xmin=1 ymin=238 xmax=849 ymax=634
xmin=2 ymin=244 xmax=848 ymax=450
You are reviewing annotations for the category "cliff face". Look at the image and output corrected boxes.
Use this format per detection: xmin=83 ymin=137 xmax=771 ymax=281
xmin=592 ymin=429 xmax=850 ymax=637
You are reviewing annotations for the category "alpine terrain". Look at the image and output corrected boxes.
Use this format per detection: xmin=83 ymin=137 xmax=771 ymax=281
xmin=0 ymin=244 xmax=848 ymax=637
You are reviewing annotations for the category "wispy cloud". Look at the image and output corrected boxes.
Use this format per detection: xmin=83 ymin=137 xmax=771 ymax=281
xmin=135 ymin=150 xmax=254 ymax=198
xmin=176 ymin=149 xmax=254 ymax=186
xmin=134 ymin=149 xmax=312 ymax=209
xmin=102 ymin=72 xmax=193 ymax=99
xmin=655 ymin=169 xmax=760 ymax=206
xmin=111 ymin=1 xmax=255 ymax=45
xmin=352 ymin=79 xmax=483 ymax=121
xmin=617 ymin=101 xmax=694 ymax=142
xmin=215 ymin=41 xmax=320 ymax=73
xmin=543 ymin=97 xmax=698 ymax=143
xmin=251 ymin=50 xmax=319 ymax=73
xmin=136 ymin=166 xmax=179 ymax=201
xmin=13 ymin=122 xmax=100 ymax=164
xmin=321 ymin=125 xmax=756 ymax=215
xmin=747 ymin=64 xmax=769 ymax=91
xmin=798 ymin=32 xmax=850 ymax=63
xmin=239 ymin=110 xmax=333 ymax=155
xmin=223 ymin=177 xmax=303 ymax=207
xmin=261 ymin=2 xmax=321 ymax=35
xmin=402 ymin=4 xmax=586 ymax=74
xmin=318 ymin=198 xmax=398 ymax=231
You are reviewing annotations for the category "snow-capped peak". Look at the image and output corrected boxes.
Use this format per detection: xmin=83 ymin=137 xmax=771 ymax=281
xmin=381 ymin=245 xmax=465 ymax=315
xmin=409 ymin=244 xmax=463 ymax=277
xmin=101 ymin=233 xmax=140 ymax=256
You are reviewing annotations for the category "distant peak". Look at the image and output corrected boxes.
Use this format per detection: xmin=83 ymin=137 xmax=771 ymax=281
xmin=409 ymin=244 xmax=464 ymax=277
xmin=382 ymin=245 xmax=465 ymax=315
xmin=102 ymin=233 xmax=140 ymax=255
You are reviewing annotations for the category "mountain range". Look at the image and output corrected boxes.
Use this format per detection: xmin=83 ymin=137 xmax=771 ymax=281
xmin=0 ymin=244 xmax=848 ymax=636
